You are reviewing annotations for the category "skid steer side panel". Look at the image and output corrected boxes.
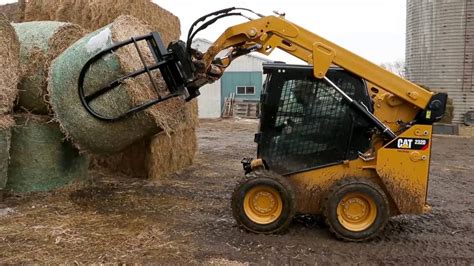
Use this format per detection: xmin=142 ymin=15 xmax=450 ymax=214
xmin=288 ymin=160 xmax=379 ymax=214
xmin=376 ymin=125 xmax=433 ymax=214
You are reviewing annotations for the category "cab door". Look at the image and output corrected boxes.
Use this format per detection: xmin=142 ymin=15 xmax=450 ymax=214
xmin=257 ymin=64 xmax=372 ymax=174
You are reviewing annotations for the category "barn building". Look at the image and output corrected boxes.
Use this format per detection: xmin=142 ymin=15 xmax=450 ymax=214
xmin=192 ymin=39 xmax=270 ymax=118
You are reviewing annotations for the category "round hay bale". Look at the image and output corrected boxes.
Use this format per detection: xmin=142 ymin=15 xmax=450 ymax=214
xmin=49 ymin=15 xmax=188 ymax=154
xmin=0 ymin=14 xmax=20 ymax=114
xmin=6 ymin=114 xmax=89 ymax=192
xmin=90 ymin=99 xmax=199 ymax=178
xmin=0 ymin=115 xmax=13 ymax=191
xmin=13 ymin=21 xmax=85 ymax=114
xmin=22 ymin=0 xmax=180 ymax=45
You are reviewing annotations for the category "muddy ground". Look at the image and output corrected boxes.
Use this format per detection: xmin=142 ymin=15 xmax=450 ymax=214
xmin=0 ymin=119 xmax=473 ymax=264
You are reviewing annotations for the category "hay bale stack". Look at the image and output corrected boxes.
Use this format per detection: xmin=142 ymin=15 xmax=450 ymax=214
xmin=0 ymin=116 xmax=13 ymax=191
xmin=48 ymin=15 xmax=190 ymax=154
xmin=6 ymin=114 xmax=89 ymax=192
xmin=0 ymin=14 xmax=20 ymax=114
xmin=148 ymin=100 xmax=199 ymax=178
xmin=91 ymin=100 xmax=198 ymax=178
xmin=22 ymin=0 xmax=180 ymax=45
xmin=13 ymin=21 xmax=85 ymax=114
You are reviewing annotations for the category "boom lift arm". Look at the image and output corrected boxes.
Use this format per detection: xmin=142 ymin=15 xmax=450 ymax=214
xmin=190 ymin=14 xmax=433 ymax=110
xmin=183 ymin=10 xmax=445 ymax=139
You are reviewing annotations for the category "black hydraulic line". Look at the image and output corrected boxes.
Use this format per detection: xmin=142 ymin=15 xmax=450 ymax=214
xmin=186 ymin=7 xmax=262 ymax=52
xmin=188 ymin=13 xmax=245 ymax=43
xmin=187 ymin=7 xmax=236 ymax=42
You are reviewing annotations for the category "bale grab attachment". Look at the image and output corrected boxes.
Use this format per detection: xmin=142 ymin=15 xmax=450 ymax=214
xmin=78 ymin=32 xmax=199 ymax=121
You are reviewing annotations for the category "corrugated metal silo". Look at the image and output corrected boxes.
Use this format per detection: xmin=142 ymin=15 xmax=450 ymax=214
xmin=406 ymin=0 xmax=474 ymax=124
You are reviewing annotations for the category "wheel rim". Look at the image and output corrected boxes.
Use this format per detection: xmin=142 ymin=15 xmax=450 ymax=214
xmin=336 ymin=192 xmax=377 ymax=232
xmin=243 ymin=185 xmax=283 ymax=224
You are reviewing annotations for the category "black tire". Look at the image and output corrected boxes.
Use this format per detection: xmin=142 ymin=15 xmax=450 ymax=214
xmin=323 ymin=178 xmax=389 ymax=241
xmin=231 ymin=170 xmax=296 ymax=234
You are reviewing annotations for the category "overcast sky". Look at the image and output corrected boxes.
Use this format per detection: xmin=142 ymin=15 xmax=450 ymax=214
xmin=0 ymin=0 xmax=406 ymax=64
xmin=156 ymin=0 xmax=407 ymax=64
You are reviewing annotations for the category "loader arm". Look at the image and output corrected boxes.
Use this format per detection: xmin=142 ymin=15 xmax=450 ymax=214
xmin=192 ymin=15 xmax=433 ymax=110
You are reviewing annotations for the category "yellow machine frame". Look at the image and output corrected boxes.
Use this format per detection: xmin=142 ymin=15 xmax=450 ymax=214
xmin=197 ymin=14 xmax=435 ymax=216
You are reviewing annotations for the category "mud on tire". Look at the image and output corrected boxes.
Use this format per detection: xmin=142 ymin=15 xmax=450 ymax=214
xmin=322 ymin=178 xmax=389 ymax=241
xmin=231 ymin=170 xmax=296 ymax=234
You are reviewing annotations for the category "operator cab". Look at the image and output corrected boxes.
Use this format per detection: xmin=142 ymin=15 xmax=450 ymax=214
xmin=256 ymin=63 xmax=373 ymax=175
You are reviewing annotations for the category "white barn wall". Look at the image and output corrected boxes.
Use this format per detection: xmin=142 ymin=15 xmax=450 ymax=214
xmin=198 ymin=81 xmax=221 ymax=118
xmin=192 ymin=38 xmax=269 ymax=118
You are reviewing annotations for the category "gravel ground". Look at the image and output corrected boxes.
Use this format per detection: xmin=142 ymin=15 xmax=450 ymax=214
xmin=0 ymin=119 xmax=472 ymax=264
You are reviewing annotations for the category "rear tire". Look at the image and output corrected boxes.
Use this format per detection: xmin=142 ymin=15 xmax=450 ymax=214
xmin=323 ymin=178 xmax=389 ymax=241
xmin=232 ymin=171 xmax=296 ymax=234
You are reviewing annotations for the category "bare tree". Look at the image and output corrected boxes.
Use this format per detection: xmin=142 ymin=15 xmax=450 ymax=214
xmin=380 ymin=60 xmax=406 ymax=78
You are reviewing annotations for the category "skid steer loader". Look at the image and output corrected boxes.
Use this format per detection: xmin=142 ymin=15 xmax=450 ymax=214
xmin=78 ymin=8 xmax=447 ymax=241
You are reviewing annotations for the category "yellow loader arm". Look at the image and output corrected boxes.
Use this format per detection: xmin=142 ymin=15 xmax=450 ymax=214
xmin=191 ymin=14 xmax=433 ymax=109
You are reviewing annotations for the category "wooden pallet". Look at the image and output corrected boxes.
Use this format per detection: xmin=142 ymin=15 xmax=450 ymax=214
xmin=233 ymin=102 xmax=259 ymax=118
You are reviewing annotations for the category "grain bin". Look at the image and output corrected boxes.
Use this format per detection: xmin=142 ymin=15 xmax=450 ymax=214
xmin=406 ymin=0 xmax=474 ymax=124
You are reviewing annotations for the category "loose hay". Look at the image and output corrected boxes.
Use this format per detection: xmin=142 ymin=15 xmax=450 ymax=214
xmin=0 ymin=115 xmax=13 ymax=191
xmin=13 ymin=21 xmax=85 ymax=114
xmin=0 ymin=1 xmax=25 ymax=23
xmin=0 ymin=14 xmax=20 ymax=114
xmin=48 ymin=15 xmax=189 ymax=154
xmin=22 ymin=0 xmax=180 ymax=45
xmin=148 ymin=123 xmax=198 ymax=179
xmin=6 ymin=114 xmax=89 ymax=192
xmin=147 ymin=100 xmax=199 ymax=178
xmin=91 ymin=99 xmax=199 ymax=178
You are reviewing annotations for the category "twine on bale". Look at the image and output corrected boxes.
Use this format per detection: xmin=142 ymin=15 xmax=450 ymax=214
xmin=13 ymin=21 xmax=85 ymax=114
xmin=6 ymin=114 xmax=89 ymax=192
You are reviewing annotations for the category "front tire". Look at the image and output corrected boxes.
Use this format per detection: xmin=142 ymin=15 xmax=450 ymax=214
xmin=231 ymin=171 xmax=296 ymax=234
xmin=323 ymin=178 xmax=389 ymax=241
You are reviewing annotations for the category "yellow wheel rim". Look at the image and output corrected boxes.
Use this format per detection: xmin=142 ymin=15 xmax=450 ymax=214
xmin=336 ymin=192 xmax=377 ymax=232
xmin=243 ymin=185 xmax=283 ymax=224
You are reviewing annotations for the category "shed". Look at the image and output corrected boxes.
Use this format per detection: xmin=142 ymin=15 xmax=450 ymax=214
xmin=192 ymin=38 xmax=270 ymax=118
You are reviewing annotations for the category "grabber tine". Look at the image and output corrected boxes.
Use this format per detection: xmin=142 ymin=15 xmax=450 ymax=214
xmin=78 ymin=32 xmax=199 ymax=122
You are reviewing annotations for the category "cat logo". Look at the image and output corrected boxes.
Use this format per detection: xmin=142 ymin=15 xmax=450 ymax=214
xmin=397 ymin=138 xmax=413 ymax=149
xmin=387 ymin=138 xmax=429 ymax=150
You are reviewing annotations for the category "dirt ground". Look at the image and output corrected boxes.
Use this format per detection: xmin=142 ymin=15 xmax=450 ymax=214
xmin=0 ymin=119 xmax=473 ymax=264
